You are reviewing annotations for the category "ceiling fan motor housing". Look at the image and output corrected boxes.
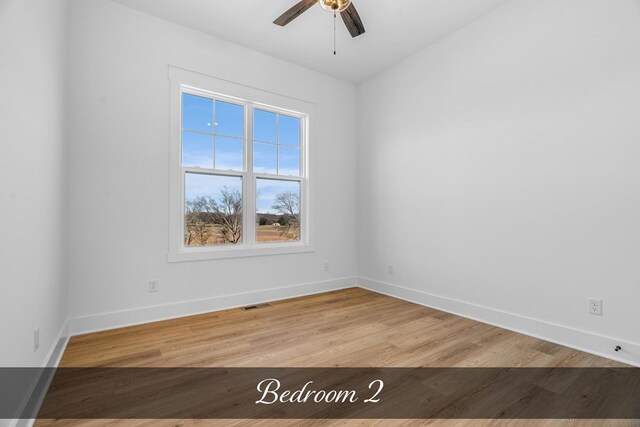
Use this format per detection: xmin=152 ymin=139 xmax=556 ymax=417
xmin=274 ymin=0 xmax=365 ymax=39
xmin=319 ymin=0 xmax=351 ymax=13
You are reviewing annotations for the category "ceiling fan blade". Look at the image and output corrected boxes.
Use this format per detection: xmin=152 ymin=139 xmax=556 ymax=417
xmin=274 ymin=0 xmax=317 ymax=26
xmin=340 ymin=3 xmax=365 ymax=37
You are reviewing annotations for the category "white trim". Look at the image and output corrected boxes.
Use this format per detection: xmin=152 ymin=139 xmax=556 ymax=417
xmin=168 ymin=66 xmax=316 ymax=262
xmin=11 ymin=321 xmax=70 ymax=427
xmin=68 ymin=277 xmax=357 ymax=336
xmin=358 ymin=277 xmax=640 ymax=367
xmin=7 ymin=279 xmax=637 ymax=427
xmin=169 ymin=242 xmax=315 ymax=262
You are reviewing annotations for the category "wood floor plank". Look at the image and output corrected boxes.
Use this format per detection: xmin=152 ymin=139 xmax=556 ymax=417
xmin=38 ymin=288 xmax=632 ymax=426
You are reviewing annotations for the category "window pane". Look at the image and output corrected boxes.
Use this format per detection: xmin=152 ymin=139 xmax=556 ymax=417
xmin=182 ymin=131 xmax=213 ymax=169
xmin=253 ymin=109 xmax=277 ymax=143
xmin=279 ymin=115 xmax=301 ymax=147
xmin=215 ymin=101 xmax=244 ymax=138
xmin=256 ymin=179 xmax=301 ymax=243
xmin=253 ymin=142 xmax=277 ymax=175
xmin=182 ymin=94 xmax=213 ymax=133
xmin=185 ymin=173 xmax=243 ymax=247
xmin=215 ymin=136 xmax=243 ymax=171
xmin=278 ymin=146 xmax=300 ymax=176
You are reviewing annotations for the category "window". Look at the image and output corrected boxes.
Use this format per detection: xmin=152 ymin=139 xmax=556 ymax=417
xmin=169 ymin=68 xmax=312 ymax=261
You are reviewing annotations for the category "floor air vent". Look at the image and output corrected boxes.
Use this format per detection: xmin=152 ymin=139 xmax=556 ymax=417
xmin=241 ymin=303 xmax=271 ymax=311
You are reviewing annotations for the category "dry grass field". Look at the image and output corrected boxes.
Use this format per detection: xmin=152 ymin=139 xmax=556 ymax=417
xmin=186 ymin=224 xmax=300 ymax=246
xmin=256 ymin=224 xmax=300 ymax=242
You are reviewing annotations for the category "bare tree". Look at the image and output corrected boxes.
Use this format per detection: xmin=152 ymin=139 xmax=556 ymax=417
xmin=185 ymin=195 xmax=215 ymax=245
xmin=185 ymin=187 xmax=243 ymax=245
xmin=272 ymin=191 xmax=301 ymax=240
xmin=213 ymin=187 xmax=243 ymax=244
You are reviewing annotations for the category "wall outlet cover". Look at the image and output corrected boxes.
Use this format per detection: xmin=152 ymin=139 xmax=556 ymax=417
xmin=589 ymin=298 xmax=602 ymax=316
xmin=149 ymin=280 xmax=159 ymax=293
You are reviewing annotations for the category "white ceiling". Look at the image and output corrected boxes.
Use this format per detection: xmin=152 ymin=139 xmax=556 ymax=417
xmin=109 ymin=0 xmax=511 ymax=83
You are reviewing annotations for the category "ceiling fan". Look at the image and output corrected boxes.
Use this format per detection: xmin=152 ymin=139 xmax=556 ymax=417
xmin=274 ymin=0 xmax=365 ymax=38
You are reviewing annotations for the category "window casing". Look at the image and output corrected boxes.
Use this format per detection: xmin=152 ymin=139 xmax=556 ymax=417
xmin=169 ymin=67 xmax=313 ymax=261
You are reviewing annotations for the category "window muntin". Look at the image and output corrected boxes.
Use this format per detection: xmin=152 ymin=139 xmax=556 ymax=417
xmin=178 ymin=87 xmax=307 ymax=255
xmin=181 ymin=93 xmax=244 ymax=172
xmin=252 ymin=109 xmax=301 ymax=177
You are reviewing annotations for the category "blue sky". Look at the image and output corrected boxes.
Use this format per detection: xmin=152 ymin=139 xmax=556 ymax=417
xmin=256 ymin=179 xmax=300 ymax=214
xmin=182 ymin=94 xmax=300 ymax=176
xmin=182 ymin=93 xmax=301 ymax=215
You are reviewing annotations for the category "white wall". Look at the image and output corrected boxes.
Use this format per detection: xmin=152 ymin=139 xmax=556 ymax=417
xmin=0 ymin=0 xmax=69 ymax=367
xmin=358 ymin=0 xmax=640 ymax=359
xmin=4 ymin=0 xmax=636 ymax=369
xmin=67 ymin=0 xmax=358 ymax=326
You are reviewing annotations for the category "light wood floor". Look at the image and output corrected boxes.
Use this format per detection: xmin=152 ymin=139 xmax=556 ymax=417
xmin=39 ymin=288 xmax=635 ymax=426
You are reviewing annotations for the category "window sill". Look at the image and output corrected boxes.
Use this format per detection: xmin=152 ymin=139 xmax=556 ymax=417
xmin=168 ymin=242 xmax=315 ymax=262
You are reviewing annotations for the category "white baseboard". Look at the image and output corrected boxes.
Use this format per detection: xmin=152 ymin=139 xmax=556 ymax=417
xmin=8 ymin=276 xmax=635 ymax=427
xmin=68 ymin=277 xmax=358 ymax=336
xmin=12 ymin=321 xmax=70 ymax=427
xmin=358 ymin=277 xmax=640 ymax=367
xmin=63 ymin=276 xmax=640 ymax=367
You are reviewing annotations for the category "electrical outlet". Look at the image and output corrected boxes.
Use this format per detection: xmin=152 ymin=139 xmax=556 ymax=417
xmin=589 ymin=298 xmax=602 ymax=316
xmin=34 ymin=328 xmax=40 ymax=352
xmin=322 ymin=262 xmax=329 ymax=272
xmin=149 ymin=280 xmax=159 ymax=293
xmin=387 ymin=265 xmax=394 ymax=275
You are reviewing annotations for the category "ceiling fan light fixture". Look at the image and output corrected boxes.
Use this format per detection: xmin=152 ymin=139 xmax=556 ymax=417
xmin=318 ymin=0 xmax=351 ymax=13
xmin=273 ymin=0 xmax=365 ymax=39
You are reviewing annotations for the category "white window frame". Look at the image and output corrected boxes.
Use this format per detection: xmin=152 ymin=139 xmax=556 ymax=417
xmin=168 ymin=67 xmax=315 ymax=262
